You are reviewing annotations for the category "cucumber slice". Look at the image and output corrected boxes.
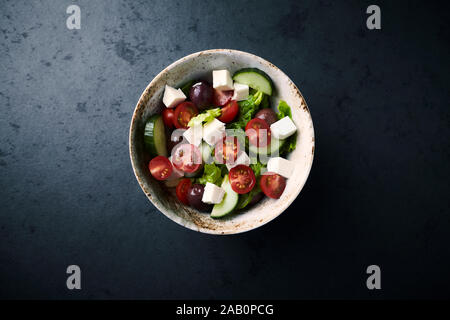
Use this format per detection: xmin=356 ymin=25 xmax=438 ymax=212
xmin=144 ymin=114 xmax=167 ymax=157
xmin=248 ymin=137 xmax=285 ymax=156
xmin=211 ymin=175 xmax=238 ymax=218
xmin=232 ymin=68 xmax=274 ymax=96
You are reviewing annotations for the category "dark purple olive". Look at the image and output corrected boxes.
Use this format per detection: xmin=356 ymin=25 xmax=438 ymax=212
xmin=187 ymin=184 xmax=213 ymax=212
xmin=189 ymin=81 xmax=213 ymax=109
xmin=255 ymin=108 xmax=278 ymax=126
xmin=248 ymin=192 xmax=265 ymax=207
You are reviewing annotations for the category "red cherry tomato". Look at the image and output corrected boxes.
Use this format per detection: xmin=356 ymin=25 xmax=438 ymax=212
xmin=260 ymin=172 xmax=286 ymax=199
xmin=218 ymin=100 xmax=239 ymax=123
xmin=171 ymin=143 xmax=202 ymax=173
xmin=176 ymin=178 xmax=192 ymax=205
xmin=149 ymin=156 xmax=173 ymax=181
xmin=213 ymin=89 xmax=233 ymax=106
xmin=214 ymin=136 xmax=240 ymax=164
xmin=245 ymin=118 xmax=271 ymax=147
xmin=162 ymin=108 xmax=175 ymax=128
xmin=173 ymin=102 xmax=198 ymax=129
xmin=228 ymin=165 xmax=256 ymax=194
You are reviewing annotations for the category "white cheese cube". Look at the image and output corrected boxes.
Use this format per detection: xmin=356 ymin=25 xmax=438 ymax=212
xmin=270 ymin=116 xmax=297 ymax=140
xmin=213 ymin=70 xmax=234 ymax=91
xmin=202 ymin=182 xmax=225 ymax=204
xmin=183 ymin=125 xmax=202 ymax=146
xmin=202 ymin=119 xmax=225 ymax=146
xmin=162 ymin=85 xmax=186 ymax=108
xmin=168 ymin=156 xmax=184 ymax=180
xmin=267 ymin=157 xmax=294 ymax=178
xmin=232 ymin=83 xmax=249 ymax=101
xmin=226 ymin=151 xmax=250 ymax=171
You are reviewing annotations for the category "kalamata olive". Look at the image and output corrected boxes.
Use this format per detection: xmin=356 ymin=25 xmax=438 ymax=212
xmin=189 ymin=81 xmax=213 ymax=109
xmin=167 ymin=129 xmax=185 ymax=153
xmin=248 ymin=192 xmax=265 ymax=207
xmin=254 ymin=109 xmax=278 ymax=126
xmin=187 ymin=184 xmax=213 ymax=212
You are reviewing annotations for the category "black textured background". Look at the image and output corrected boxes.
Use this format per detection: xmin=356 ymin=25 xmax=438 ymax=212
xmin=0 ymin=0 xmax=449 ymax=299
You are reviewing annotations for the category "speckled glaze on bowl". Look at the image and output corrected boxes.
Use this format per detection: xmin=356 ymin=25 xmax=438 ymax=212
xmin=129 ymin=49 xmax=314 ymax=234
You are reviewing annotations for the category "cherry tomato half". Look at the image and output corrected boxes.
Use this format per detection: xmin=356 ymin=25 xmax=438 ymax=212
xmin=149 ymin=156 xmax=173 ymax=181
xmin=214 ymin=136 xmax=240 ymax=164
xmin=245 ymin=118 xmax=271 ymax=147
xmin=213 ymin=89 xmax=233 ymax=106
xmin=218 ymin=100 xmax=239 ymax=123
xmin=171 ymin=143 xmax=202 ymax=173
xmin=228 ymin=165 xmax=256 ymax=194
xmin=176 ymin=178 xmax=192 ymax=205
xmin=260 ymin=172 xmax=286 ymax=199
xmin=173 ymin=102 xmax=199 ymax=129
xmin=162 ymin=108 xmax=175 ymax=128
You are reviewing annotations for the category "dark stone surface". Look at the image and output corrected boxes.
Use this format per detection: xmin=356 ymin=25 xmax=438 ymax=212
xmin=0 ymin=0 xmax=449 ymax=299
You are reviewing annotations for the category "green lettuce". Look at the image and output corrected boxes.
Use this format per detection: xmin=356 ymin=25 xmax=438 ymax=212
xmin=179 ymin=80 xmax=196 ymax=96
xmin=188 ymin=108 xmax=221 ymax=127
xmin=197 ymin=163 xmax=222 ymax=186
xmin=280 ymin=137 xmax=297 ymax=155
xmin=276 ymin=100 xmax=297 ymax=155
xmin=227 ymin=91 xmax=264 ymax=130
xmin=277 ymin=100 xmax=292 ymax=119
xmin=235 ymin=160 xmax=266 ymax=210
xmin=250 ymin=161 xmax=265 ymax=177
xmin=260 ymin=93 xmax=271 ymax=109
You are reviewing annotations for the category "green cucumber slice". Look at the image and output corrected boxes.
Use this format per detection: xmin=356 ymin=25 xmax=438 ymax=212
xmin=144 ymin=114 xmax=167 ymax=157
xmin=211 ymin=175 xmax=238 ymax=218
xmin=248 ymin=137 xmax=285 ymax=156
xmin=232 ymin=68 xmax=274 ymax=96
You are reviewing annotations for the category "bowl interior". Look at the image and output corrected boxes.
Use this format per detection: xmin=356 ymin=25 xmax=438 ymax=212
xmin=129 ymin=49 xmax=314 ymax=234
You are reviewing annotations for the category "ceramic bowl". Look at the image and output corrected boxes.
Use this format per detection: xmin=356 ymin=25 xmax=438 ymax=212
xmin=129 ymin=49 xmax=314 ymax=234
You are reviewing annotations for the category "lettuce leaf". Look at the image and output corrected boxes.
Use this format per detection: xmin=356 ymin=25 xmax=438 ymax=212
xmin=260 ymin=93 xmax=271 ymax=109
xmin=227 ymin=90 xmax=264 ymax=130
xmin=235 ymin=160 xmax=266 ymax=210
xmin=276 ymin=100 xmax=297 ymax=155
xmin=179 ymin=80 xmax=196 ymax=96
xmin=188 ymin=108 xmax=221 ymax=127
xmin=235 ymin=186 xmax=261 ymax=210
xmin=197 ymin=163 xmax=222 ymax=185
xmin=250 ymin=161 xmax=265 ymax=177
xmin=277 ymin=100 xmax=292 ymax=119
xmin=279 ymin=136 xmax=297 ymax=156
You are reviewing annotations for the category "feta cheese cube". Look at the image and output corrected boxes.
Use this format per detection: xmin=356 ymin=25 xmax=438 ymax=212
xmin=202 ymin=182 xmax=225 ymax=204
xmin=232 ymin=83 xmax=249 ymax=101
xmin=168 ymin=156 xmax=184 ymax=179
xmin=270 ymin=116 xmax=297 ymax=140
xmin=226 ymin=151 xmax=250 ymax=171
xmin=267 ymin=157 xmax=294 ymax=178
xmin=202 ymin=119 xmax=225 ymax=146
xmin=213 ymin=70 xmax=234 ymax=91
xmin=162 ymin=85 xmax=186 ymax=108
xmin=183 ymin=125 xmax=202 ymax=146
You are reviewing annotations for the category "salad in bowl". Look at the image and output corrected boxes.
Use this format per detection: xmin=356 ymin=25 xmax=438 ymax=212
xmin=129 ymin=49 xmax=314 ymax=234
xmin=144 ymin=67 xmax=298 ymax=218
